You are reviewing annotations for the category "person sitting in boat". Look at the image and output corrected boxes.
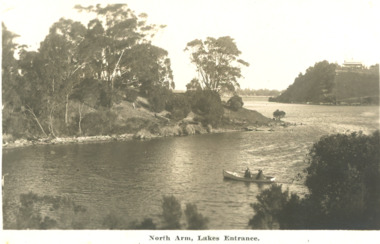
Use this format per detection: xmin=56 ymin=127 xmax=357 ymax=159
xmin=256 ymin=169 xmax=264 ymax=180
xmin=244 ymin=167 xmax=251 ymax=178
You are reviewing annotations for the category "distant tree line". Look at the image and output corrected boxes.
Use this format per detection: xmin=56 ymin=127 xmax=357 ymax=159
xmin=236 ymin=88 xmax=281 ymax=97
xmin=269 ymin=61 xmax=379 ymax=104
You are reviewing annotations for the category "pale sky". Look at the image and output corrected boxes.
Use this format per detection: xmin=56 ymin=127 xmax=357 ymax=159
xmin=1 ymin=0 xmax=379 ymax=90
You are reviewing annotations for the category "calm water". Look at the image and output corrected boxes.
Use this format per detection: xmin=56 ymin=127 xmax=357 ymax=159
xmin=2 ymin=98 xmax=379 ymax=229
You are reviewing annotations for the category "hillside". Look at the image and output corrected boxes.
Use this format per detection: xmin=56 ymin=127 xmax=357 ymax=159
xmin=334 ymin=71 xmax=380 ymax=105
xmin=270 ymin=61 xmax=379 ymax=105
xmin=3 ymin=96 xmax=276 ymax=147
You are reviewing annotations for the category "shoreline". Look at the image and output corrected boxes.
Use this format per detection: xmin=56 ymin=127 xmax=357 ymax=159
xmin=2 ymin=125 xmax=285 ymax=150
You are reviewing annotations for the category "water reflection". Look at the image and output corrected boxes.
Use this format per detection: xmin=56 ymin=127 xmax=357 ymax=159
xmin=3 ymin=101 xmax=379 ymax=229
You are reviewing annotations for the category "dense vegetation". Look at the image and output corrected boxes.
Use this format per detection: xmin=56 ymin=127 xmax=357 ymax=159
xmin=3 ymin=192 xmax=208 ymax=230
xmin=2 ymin=5 xmax=173 ymax=139
xmin=270 ymin=61 xmax=337 ymax=104
xmin=334 ymin=68 xmax=380 ymax=104
xmin=270 ymin=61 xmax=379 ymax=105
xmin=2 ymin=4 xmax=257 ymax=143
xmin=249 ymin=131 xmax=380 ymax=229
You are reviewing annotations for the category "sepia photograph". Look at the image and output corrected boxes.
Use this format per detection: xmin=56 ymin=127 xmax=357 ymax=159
xmin=1 ymin=0 xmax=380 ymax=243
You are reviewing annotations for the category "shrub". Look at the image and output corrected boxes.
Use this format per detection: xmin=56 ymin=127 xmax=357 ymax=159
xmin=3 ymin=109 xmax=40 ymax=139
xmin=273 ymin=109 xmax=286 ymax=120
xmin=130 ymin=218 xmax=157 ymax=229
xmin=102 ymin=213 xmax=127 ymax=230
xmin=249 ymin=131 xmax=380 ymax=230
xmin=160 ymin=195 xmax=209 ymax=230
xmin=8 ymin=192 xmax=87 ymax=229
xmin=165 ymin=94 xmax=191 ymax=120
xmin=248 ymin=184 xmax=289 ymax=229
xmin=184 ymin=203 xmax=209 ymax=230
xmin=147 ymin=86 xmax=172 ymax=113
xmin=81 ymin=110 xmax=118 ymax=136
xmin=226 ymin=95 xmax=244 ymax=111
xmin=125 ymin=88 xmax=139 ymax=102
xmin=186 ymin=90 xmax=224 ymax=127
xmin=304 ymin=131 xmax=380 ymax=229
xmin=161 ymin=195 xmax=182 ymax=229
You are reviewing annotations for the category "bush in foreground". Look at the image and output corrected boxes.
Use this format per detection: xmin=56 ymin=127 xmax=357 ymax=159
xmin=249 ymin=131 xmax=380 ymax=229
xmin=3 ymin=192 xmax=87 ymax=229
xmin=161 ymin=195 xmax=209 ymax=230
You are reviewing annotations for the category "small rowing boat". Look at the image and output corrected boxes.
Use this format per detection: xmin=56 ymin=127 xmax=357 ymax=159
xmin=223 ymin=170 xmax=275 ymax=183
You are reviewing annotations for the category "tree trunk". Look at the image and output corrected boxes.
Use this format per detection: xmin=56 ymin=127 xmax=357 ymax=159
xmin=48 ymin=106 xmax=57 ymax=138
xmin=78 ymin=103 xmax=84 ymax=135
xmin=65 ymin=94 xmax=69 ymax=125
xmin=25 ymin=106 xmax=48 ymax=137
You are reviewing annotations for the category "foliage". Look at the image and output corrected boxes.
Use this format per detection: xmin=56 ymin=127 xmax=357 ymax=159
xmin=185 ymin=36 xmax=249 ymax=93
xmin=12 ymin=192 xmax=86 ymax=229
xmin=130 ymin=218 xmax=157 ymax=229
xmin=184 ymin=203 xmax=209 ymax=230
xmin=186 ymin=90 xmax=224 ymax=127
xmin=186 ymin=78 xmax=202 ymax=91
xmin=249 ymin=131 xmax=380 ymax=230
xmin=226 ymin=95 xmax=244 ymax=111
xmin=334 ymin=69 xmax=379 ymax=104
xmin=161 ymin=195 xmax=182 ymax=229
xmin=124 ymin=88 xmax=139 ymax=102
xmin=102 ymin=213 xmax=127 ymax=229
xmin=165 ymin=94 xmax=191 ymax=120
xmin=304 ymin=131 xmax=380 ymax=229
xmin=2 ymin=108 xmax=35 ymax=139
xmin=71 ymin=78 xmax=104 ymax=108
xmin=248 ymin=184 xmax=289 ymax=229
xmin=161 ymin=195 xmax=209 ymax=230
xmin=147 ymin=85 xmax=172 ymax=113
xmin=2 ymin=23 xmax=20 ymax=112
xmin=120 ymin=43 xmax=174 ymax=94
xmin=2 ymin=4 xmax=174 ymax=139
xmin=272 ymin=61 xmax=337 ymax=103
xmin=273 ymin=109 xmax=286 ymax=120
xmin=75 ymin=4 xmax=171 ymax=105
xmin=81 ymin=110 xmax=118 ymax=136
xmin=274 ymin=61 xmax=379 ymax=104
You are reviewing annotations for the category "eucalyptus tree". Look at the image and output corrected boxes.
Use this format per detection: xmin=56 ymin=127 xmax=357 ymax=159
xmin=185 ymin=36 xmax=249 ymax=93
xmin=38 ymin=18 xmax=87 ymax=131
xmin=1 ymin=23 xmax=29 ymax=137
xmin=2 ymin=23 xmax=20 ymax=112
xmin=120 ymin=43 xmax=174 ymax=94
xmin=14 ymin=18 xmax=87 ymax=137
xmin=75 ymin=4 xmax=171 ymax=106
xmin=17 ymin=49 xmax=49 ymax=137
